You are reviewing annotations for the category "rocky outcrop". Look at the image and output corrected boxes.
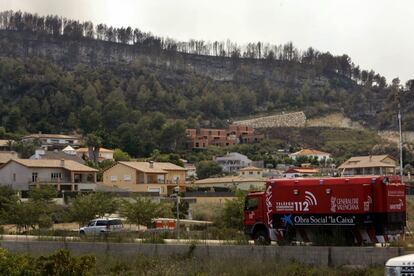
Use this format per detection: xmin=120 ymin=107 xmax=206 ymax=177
xmin=234 ymin=112 xmax=306 ymax=129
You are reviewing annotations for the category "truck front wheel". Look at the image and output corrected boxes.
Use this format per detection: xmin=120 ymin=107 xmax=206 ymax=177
xmin=253 ymin=230 xmax=270 ymax=245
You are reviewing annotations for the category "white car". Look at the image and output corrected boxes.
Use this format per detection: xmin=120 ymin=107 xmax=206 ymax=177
xmin=385 ymin=253 xmax=414 ymax=276
xmin=79 ymin=218 xmax=124 ymax=236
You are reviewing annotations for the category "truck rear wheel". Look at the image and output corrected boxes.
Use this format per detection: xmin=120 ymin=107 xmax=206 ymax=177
xmin=254 ymin=230 xmax=270 ymax=245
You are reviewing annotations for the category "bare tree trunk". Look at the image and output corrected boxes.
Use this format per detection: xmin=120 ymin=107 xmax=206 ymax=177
xmin=88 ymin=146 xmax=93 ymax=161
xmin=93 ymin=146 xmax=100 ymax=163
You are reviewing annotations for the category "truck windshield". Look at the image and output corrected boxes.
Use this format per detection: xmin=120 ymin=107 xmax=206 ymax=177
xmin=245 ymin=197 xmax=258 ymax=211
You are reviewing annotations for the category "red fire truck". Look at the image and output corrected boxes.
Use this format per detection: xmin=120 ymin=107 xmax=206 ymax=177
xmin=244 ymin=176 xmax=406 ymax=245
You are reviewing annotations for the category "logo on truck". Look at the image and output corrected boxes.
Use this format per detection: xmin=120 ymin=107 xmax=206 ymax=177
xmin=275 ymin=191 xmax=318 ymax=212
xmin=266 ymin=184 xmax=273 ymax=228
xmin=390 ymin=199 xmax=404 ymax=210
xmin=330 ymin=197 xmax=359 ymax=213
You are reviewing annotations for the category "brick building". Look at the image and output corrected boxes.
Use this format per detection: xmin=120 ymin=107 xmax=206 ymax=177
xmin=186 ymin=124 xmax=263 ymax=149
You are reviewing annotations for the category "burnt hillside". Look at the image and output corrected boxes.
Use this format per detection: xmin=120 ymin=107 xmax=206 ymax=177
xmin=0 ymin=10 xmax=412 ymax=157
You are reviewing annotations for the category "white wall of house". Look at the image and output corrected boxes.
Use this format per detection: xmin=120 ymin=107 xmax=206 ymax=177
xmin=0 ymin=161 xmax=32 ymax=190
xmin=0 ymin=161 xmax=74 ymax=190
xmin=240 ymin=170 xmax=263 ymax=179
xmin=100 ymin=152 xmax=114 ymax=160
xmin=215 ymin=153 xmax=252 ymax=173
xmin=290 ymin=154 xmax=331 ymax=161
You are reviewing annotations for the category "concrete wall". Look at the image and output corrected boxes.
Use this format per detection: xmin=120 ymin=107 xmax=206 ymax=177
xmin=234 ymin=112 xmax=306 ymax=129
xmin=0 ymin=240 xmax=402 ymax=267
xmin=192 ymin=196 xmax=236 ymax=205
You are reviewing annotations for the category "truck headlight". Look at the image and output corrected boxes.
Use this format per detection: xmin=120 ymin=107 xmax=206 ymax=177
xmin=385 ymin=266 xmax=401 ymax=276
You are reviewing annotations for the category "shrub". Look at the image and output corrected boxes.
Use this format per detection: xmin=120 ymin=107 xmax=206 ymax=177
xmin=0 ymin=248 xmax=96 ymax=275
xmin=37 ymin=250 xmax=96 ymax=275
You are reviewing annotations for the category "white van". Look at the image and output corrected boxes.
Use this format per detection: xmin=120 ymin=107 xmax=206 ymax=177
xmin=385 ymin=254 xmax=414 ymax=275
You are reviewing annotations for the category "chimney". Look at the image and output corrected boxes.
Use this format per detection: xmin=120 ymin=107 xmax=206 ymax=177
xmin=149 ymin=160 xmax=154 ymax=168
xmin=60 ymin=159 xmax=65 ymax=167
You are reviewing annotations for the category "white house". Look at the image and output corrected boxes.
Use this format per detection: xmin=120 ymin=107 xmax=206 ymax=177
xmin=214 ymin=152 xmax=252 ymax=173
xmin=76 ymin=147 xmax=114 ymax=161
xmin=289 ymin=149 xmax=331 ymax=161
xmin=0 ymin=159 xmax=97 ymax=191
xmin=22 ymin=133 xmax=82 ymax=150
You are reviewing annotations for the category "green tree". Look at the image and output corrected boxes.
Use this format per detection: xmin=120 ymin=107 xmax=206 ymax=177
xmin=120 ymin=197 xmax=172 ymax=227
xmin=67 ymin=193 xmax=118 ymax=226
xmin=28 ymin=186 xmax=57 ymax=203
xmin=29 ymin=186 xmax=58 ymax=228
xmin=85 ymin=133 xmax=102 ymax=164
xmin=11 ymin=140 xmax=39 ymax=158
xmin=37 ymin=250 xmax=96 ymax=276
xmin=214 ymin=190 xmax=246 ymax=230
xmin=79 ymin=106 xmax=100 ymax=133
xmin=5 ymin=201 xmax=43 ymax=231
xmin=4 ymin=187 xmax=59 ymax=231
xmin=196 ymin=160 xmax=222 ymax=179
xmin=0 ymin=186 xmax=18 ymax=223
xmin=113 ymin=148 xmax=131 ymax=161
xmin=102 ymin=88 xmax=128 ymax=130
xmin=171 ymin=198 xmax=189 ymax=219
xmin=159 ymin=121 xmax=186 ymax=152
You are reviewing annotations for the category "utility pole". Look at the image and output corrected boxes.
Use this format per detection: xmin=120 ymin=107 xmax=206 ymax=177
xmin=176 ymin=193 xmax=180 ymax=240
xmin=398 ymin=100 xmax=404 ymax=180
xmin=395 ymin=87 xmax=404 ymax=180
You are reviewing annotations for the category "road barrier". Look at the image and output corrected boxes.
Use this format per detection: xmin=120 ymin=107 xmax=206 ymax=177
xmin=0 ymin=240 xmax=403 ymax=267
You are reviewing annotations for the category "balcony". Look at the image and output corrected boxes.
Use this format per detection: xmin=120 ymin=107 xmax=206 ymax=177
xmin=28 ymin=181 xmax=96 ymax=192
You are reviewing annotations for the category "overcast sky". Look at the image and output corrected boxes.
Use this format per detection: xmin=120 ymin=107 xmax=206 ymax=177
xmin=1 ymin=0 xmax=413 ymax=83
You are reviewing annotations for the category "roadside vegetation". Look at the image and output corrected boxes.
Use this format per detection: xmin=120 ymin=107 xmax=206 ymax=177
xmin=0 ymin=247 xmax=383 ymax=275
xmin=0 ymin=185 xmax=248 ymax=243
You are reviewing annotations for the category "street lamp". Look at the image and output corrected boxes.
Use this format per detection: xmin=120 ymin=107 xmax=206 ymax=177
xmin=395 ymin=87 xmax=404 ymax=180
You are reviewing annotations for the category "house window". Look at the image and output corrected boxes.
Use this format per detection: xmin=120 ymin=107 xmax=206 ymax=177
xmin=124 ymin=175 xmax=131 ymax=181
xmin=249 ymin=172 xmax=253 ymax=175
xmin=51 ymin=172 xmax=62 ymax=180
xmin=32 ymin=172 xmax=38 ymax=182
xmin=148 ymin=187 xmax=161 ymax=193
xmin=50 ymin=139 xmax=59 ymax=144
xmin=111 ymin=175 xmax=118 ymax=182
xmin=157 ymin=175 xmax=165 ymax=184
xmin=13 ymin=173 xmax=16 ymax=182
xmin=172 ymin=176 xmax=180 ymax=184
xmin=257 ymin=172 xmax=260 ymax=175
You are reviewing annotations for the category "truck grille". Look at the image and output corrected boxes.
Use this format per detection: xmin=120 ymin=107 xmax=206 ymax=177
xmin=402 ymin=266 xmax=414 ymax=275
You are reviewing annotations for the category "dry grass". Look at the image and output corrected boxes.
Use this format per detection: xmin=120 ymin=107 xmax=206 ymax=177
xmin=406 ymin=198 xmax=414 ymax=231
xmin=306 ymin=112 xmax=364 ymax=130
xmin=191 ymin=202 xmax=223 ymax=221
